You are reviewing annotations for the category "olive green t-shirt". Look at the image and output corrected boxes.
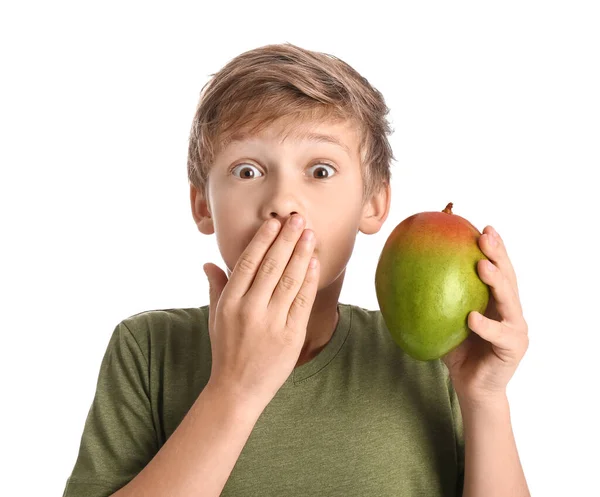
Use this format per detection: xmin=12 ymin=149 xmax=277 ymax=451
xmin=62 ymin=303 xmax=464 ymax=496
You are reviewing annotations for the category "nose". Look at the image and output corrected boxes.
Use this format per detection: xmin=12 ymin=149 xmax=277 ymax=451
xmin=264 ymin=177 xmax=305 ymax=227
xmin=272 ymin=211 xmax=300 ymax=226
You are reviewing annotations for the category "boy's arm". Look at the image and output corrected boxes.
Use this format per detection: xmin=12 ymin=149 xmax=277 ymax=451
xmin=112 ymin=381 xmax=264 ymax=497
xmin=441 ymin=226 xmax=531 ymax=496
xmin=460 ymin=394 xmax=530 ymax=497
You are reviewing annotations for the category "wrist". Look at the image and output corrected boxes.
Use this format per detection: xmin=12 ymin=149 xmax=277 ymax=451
xmin=457 ymin=389 xmax=509 ymax=414
xmin=203 ymin=379 xmax=268 ymax=421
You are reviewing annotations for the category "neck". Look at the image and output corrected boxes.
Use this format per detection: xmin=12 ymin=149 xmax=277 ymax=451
xmin=295 ymin=268 xmax=345 ymax=368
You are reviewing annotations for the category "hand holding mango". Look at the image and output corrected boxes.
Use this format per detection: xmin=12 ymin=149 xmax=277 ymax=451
xmin=375 ymin=203 xmax=490 ymax=361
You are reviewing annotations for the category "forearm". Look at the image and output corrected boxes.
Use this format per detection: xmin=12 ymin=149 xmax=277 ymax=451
xmin=112 ymin=382 xmax=264 ymax=497
xmin=461 ymin=394 xmax=530 ymax=497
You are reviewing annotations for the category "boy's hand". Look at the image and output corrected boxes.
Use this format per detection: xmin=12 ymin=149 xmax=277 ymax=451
xmin=202 ymin=214 xmax=319 ymax=411
xmin=441 ymin=226 xmax=529 ymax=407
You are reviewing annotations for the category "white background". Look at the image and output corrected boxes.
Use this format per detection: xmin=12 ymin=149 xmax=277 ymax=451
xmin=1 ymin=1 xmax=598 ymax=495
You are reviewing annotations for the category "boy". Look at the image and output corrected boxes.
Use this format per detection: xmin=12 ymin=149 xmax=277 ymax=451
xmin=63 ymin=43 xmax=530 ymax=496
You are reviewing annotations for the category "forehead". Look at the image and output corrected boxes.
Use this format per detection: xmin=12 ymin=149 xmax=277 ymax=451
xmin=221 ymin=117 xmax=361 ymax=159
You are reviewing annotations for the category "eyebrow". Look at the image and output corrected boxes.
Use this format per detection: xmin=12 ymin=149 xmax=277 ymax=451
xmin=297 ymin=132 xmax=351 ymax=157
xmin=227 ymin=131 xmax=352 ymax=157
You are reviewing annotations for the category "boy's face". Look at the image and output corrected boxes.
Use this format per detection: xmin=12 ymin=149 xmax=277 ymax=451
xmin=191 ymin=117 xmax=390 ymax=283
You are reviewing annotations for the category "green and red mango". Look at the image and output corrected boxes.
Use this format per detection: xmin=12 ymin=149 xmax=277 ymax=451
xmin=375 ymin=203 xmax=490 ymax=361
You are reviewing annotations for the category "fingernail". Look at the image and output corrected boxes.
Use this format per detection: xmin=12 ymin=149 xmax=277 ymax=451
xmin=301 ymin=229 xmax=314 ymax=241
xmin=290 ymin=215 xmax=303 ymax=228
xmin=487 ymin=260 xmax=496 ymax=271
xmin=268 ymin=219 xmax=281 ymax=231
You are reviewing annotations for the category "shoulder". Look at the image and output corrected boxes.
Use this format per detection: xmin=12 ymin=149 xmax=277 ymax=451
xmin=120 ymin=304 xmax=209 ymax=333
xmin=115 ymin=305 xmax=210 ymax=361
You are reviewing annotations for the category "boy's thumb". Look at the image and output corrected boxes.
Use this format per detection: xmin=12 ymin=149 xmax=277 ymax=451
xmin=203 ymin=263 xmax=227 ymax=308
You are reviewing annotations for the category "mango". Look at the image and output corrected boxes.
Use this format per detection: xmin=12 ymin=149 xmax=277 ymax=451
xmin=375 ymin=203 xmax=490 ymax=361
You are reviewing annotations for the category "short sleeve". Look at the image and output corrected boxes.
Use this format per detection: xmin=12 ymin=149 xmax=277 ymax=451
xmin=447 ymin=376 xmax=465 ymax=497
xmin=62 ymin=322 xmax=158 ymax=497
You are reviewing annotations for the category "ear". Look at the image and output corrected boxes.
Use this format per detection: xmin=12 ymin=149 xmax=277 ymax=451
xmin=190 ymin=182 xmax=215 ymax=235
xmin=358 ymin=182 xmax=391 ymax=235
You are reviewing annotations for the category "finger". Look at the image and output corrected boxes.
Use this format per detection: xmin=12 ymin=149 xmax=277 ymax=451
xmin=226 ymin=217 xmax=285 ymax=300
xmin=286 ymin=252 xmax=320 ymax=332
xmin=480 ymin=226 xmax=520 ymax=299
xmin=469 ymin=311 xmax=529 ymax=361
xmin=269 ymin=227 xmax=316 ymax=313
xmin=246 ymin=214 xmax=307 ymax=305
xmin=477 ymin=258 xmax=523 ymax=325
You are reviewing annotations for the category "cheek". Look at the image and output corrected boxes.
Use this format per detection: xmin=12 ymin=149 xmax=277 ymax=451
xmin=213 ymin=223 xmax=255 ymax=275
xmin=314 ymin=225 xmax=358 ymax=275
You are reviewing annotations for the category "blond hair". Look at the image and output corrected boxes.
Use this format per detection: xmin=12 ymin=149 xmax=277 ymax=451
xmin=187 ymin=42 xmax=395 ymax=205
